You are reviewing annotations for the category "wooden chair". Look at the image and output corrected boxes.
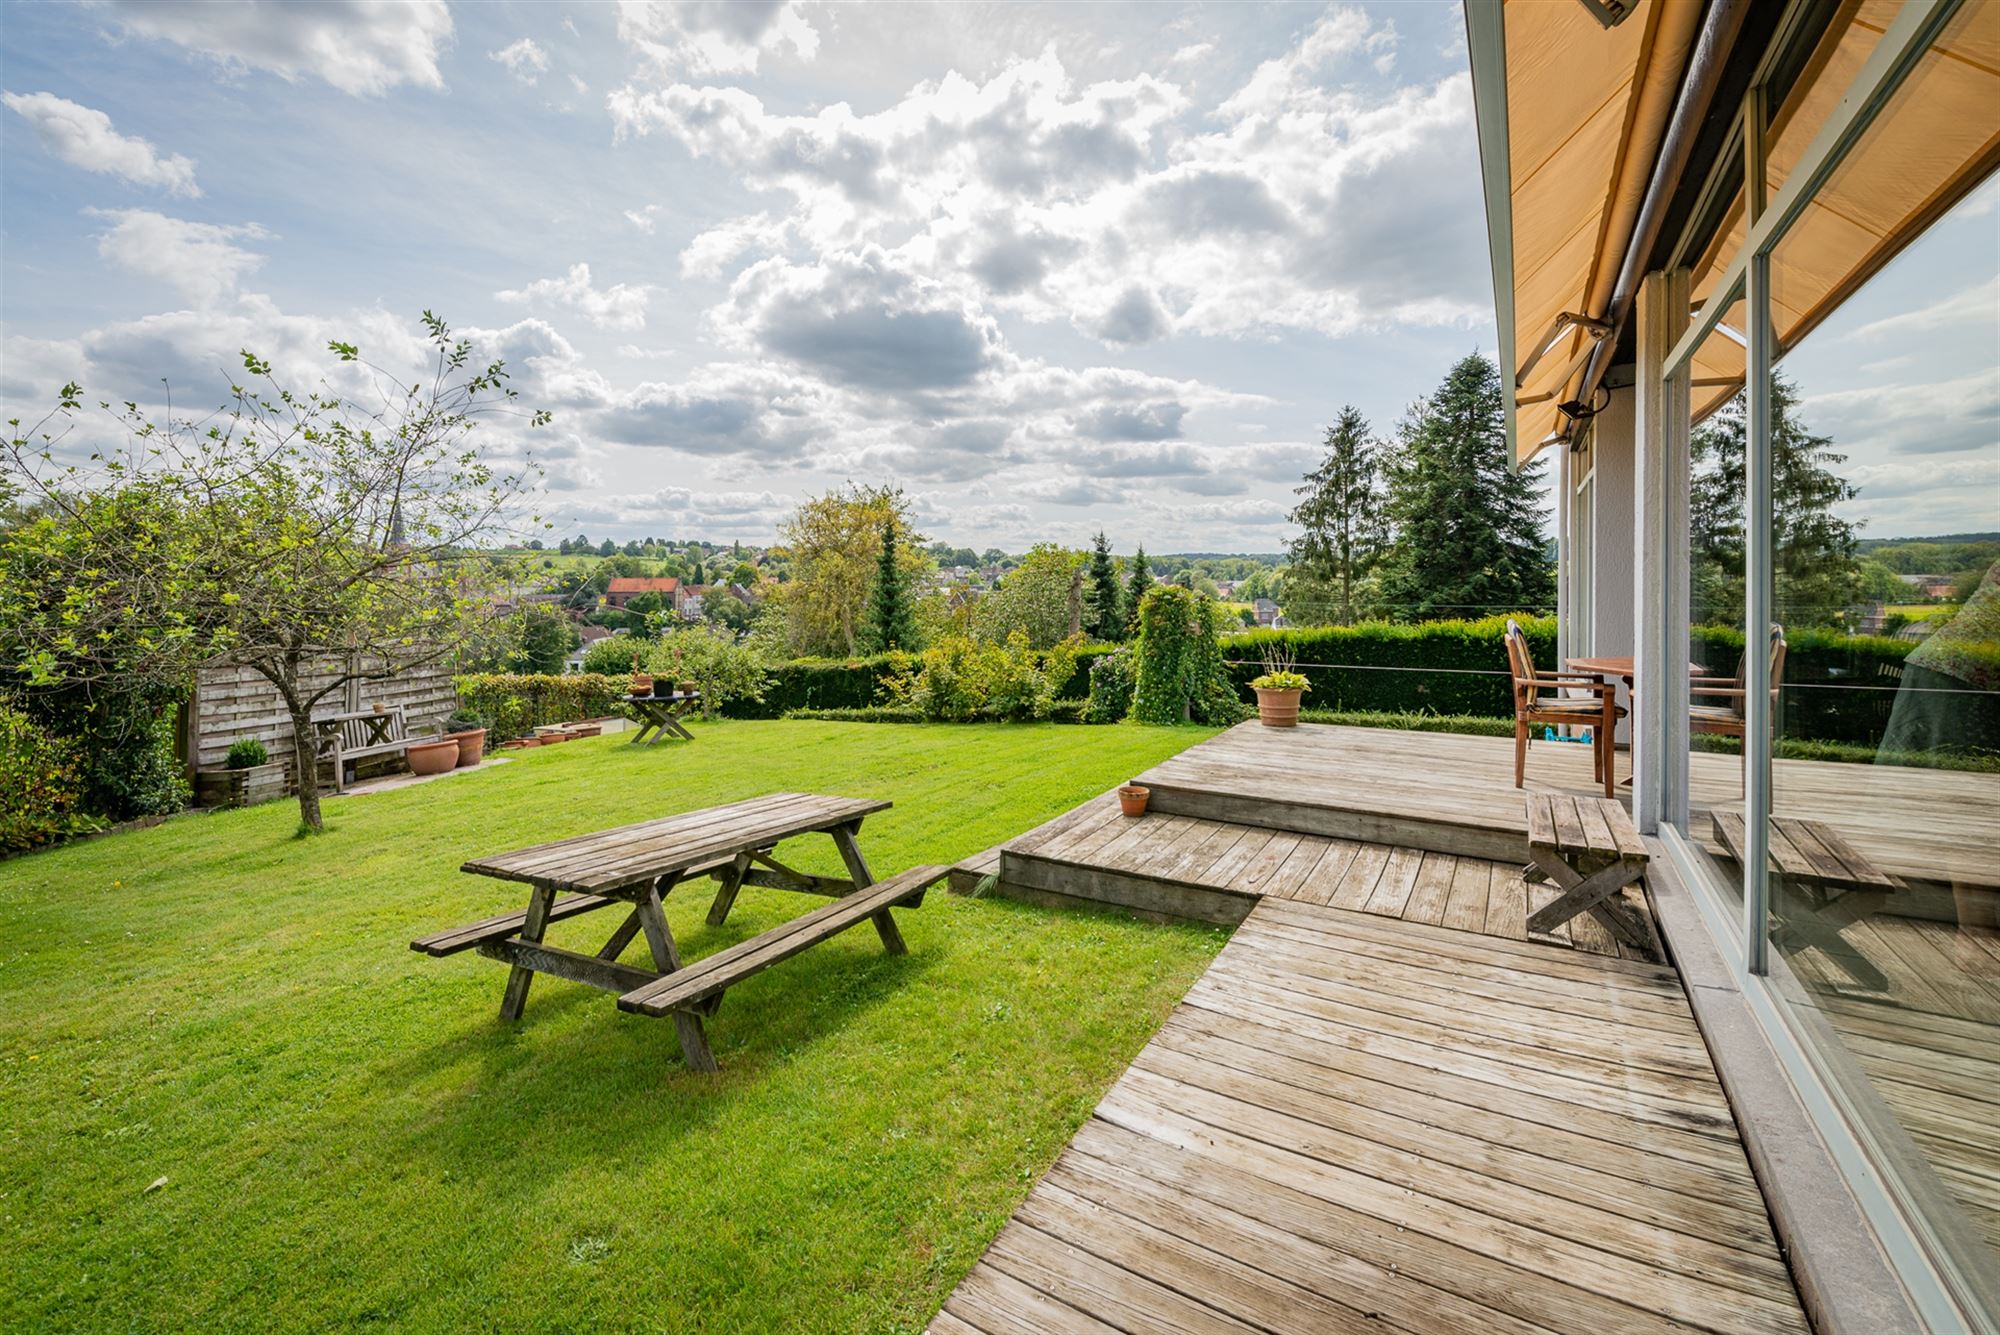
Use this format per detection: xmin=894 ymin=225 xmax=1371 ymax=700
xmin=1689 ymin=624 xmax=1786 ymax=746
xmin=1506 ymin=619 xmax=1625 ymax=798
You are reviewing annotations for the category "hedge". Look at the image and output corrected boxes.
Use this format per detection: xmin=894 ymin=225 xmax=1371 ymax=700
xmin=1225 ymin=616 xmax=1554 ymax=718
xmin=454 ymin=673 xmax=630 ymax=741
xmin=722 ymin=644 xmax=1116 ymax=719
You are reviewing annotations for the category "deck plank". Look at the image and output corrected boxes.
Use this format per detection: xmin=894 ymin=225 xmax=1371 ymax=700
xmin=929 ymin=901 xmax=1807 ymax=1335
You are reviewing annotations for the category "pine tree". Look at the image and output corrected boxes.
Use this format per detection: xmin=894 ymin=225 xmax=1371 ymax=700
xmin=1085 ymin=532 xmax=1122 ymax=640
xmin=1122 ymin=545 xmax=1155 ymax=639
xmin=1285 ymin=406 xmax=1387 ymax=625
xmin=1376 ymin=353 xmax=1554 ymax=621
xmin=861 ymin=518 xmax=920 ymax=651
xmin=1690 ymin=372 xmax=1861 ymax=629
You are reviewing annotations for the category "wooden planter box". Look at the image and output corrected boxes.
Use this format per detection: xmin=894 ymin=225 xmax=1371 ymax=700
xmin=195 ymin=761 xmax=289 ymax=809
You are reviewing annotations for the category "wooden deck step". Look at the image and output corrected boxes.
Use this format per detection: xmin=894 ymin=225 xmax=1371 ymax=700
xmin=618 ymin=865 xmax=946 ymax=1016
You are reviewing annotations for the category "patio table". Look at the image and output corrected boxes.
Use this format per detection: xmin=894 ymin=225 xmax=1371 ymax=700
xmin=625 ymin=690 xmax=701 ymax=745
xmin=411 ymin=793 xmax=937 ymax=1071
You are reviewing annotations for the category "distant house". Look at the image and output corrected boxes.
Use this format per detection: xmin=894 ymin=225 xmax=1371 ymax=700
xmin=1252 ymin=598 xmax=1278 ymax=626
xmin=1896 ymin=573 xmax=1957 ymax=600
xmin=565 ymin=625 xmax=625 ymax=674
xmin=603 ymin=576 xmax=685 ymax=611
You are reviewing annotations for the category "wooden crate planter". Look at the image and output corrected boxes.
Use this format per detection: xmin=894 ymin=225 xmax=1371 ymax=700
xmin=195 ymin=761 xmax=289 ymax=809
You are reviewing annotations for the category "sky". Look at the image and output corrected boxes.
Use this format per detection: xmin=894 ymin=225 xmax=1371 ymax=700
xmin=0 ymin=1 xmax=1990 ymax=552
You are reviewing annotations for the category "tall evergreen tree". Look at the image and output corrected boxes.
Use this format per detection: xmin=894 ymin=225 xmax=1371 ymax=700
xmin=1085 ymin=532 xmax=1122 ymax=640
xmin=1690 ymin=372 xmax=1862 ymax=629
xmin=1122 ymin=545 xmax=1155 ymax=639
xmin=1376 ymin=353 xmax=1554 ymax=621
xmin=1285 ymin=405 xmax=1387 ymax=625
xmin=861 ymin=517 xmax=920 ymax=652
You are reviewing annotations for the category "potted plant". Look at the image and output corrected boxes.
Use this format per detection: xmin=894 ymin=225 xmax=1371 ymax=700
xmin=406 ymin=733 xmax=460 ymax=776
xmin=1249 ymin=646 xmax=1310 ymax=728
xmin=630 ymin=669 xmax=653 ymax=696
xmin=442 ymin=708 xmax=488 ymax=767
xmin=196 ymin=738 xmax=288 ymax=808
xmin=1118 ymin=782 xmax=1150 ymax=817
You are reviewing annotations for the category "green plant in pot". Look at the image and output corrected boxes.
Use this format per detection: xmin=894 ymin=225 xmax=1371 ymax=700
xmin=224 ymin=738 xmax=269 ymax=770
xmin=442 ymin=708 xmax=490 ymax=767
xmin=1248 ymin=647 xmax=1311 ymax=728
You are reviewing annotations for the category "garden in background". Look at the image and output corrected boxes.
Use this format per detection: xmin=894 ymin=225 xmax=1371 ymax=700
xmin=0 ymin=720 xmax=1223 ymax=1330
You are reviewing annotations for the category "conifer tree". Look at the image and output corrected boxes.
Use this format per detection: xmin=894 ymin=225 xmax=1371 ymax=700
xmin=861 ymin=517 xmax=920 ymax=651
xmin=1085 ymin=532 xmax=1122 ymax=639
xmin=1285 ymin=406 xmax=1387 ymax=625
xmin=1376 ymin=353 xmax=1553 ymax=621
xmin=1122 ymin=545 xmax=1155 ymax=639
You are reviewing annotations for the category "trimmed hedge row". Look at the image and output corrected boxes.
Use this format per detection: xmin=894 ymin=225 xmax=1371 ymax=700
xmin=455 ymin=673 xmax=630 ymax=741
xmin=1225 ymin=616 xmax=1554 ymax=718
xmin=722 ymin=645 xmax=1116 ymax=719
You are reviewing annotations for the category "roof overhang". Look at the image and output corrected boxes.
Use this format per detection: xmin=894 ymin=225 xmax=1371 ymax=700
xmin=1469 ymin=0 xmax=2000 ymax=467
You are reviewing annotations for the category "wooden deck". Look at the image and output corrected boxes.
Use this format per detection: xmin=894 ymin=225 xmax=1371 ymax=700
xmin=931 ymin=898 xmax=1807 ymax=1334
xmin=994 ymin=792 xmax=1654 ymax=960
xmin=1133 ymin=722 xmax=2000 ymax=889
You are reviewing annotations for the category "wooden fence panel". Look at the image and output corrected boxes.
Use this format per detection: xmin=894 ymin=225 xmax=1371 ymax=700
xmin=190 ymin=656 xmax=457 ymax=773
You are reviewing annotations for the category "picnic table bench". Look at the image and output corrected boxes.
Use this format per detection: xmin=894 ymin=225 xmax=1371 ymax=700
xmin=411 ymin=793 xmax=944 ymax=1072
xmin=1522 ymin=793 xmax=1655 ymax=954
xmin=314 ymin=707 xmax=411 ymax=792
xmin=625 ymin=691 xmax=701 ymax=745
xmin=1712 ymin=811 xmax=1894 ymax=989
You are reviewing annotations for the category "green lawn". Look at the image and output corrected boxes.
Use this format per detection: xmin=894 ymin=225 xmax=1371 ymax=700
xmin=0 ymin=720 xmax=1223 ymax=1332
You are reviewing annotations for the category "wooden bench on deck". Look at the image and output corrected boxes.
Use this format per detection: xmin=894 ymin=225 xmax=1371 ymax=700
xmin=1523 ymin=793 xmax=1654 ymax=955
xmin=1712 ymin=811 xmax=1894 ymax=989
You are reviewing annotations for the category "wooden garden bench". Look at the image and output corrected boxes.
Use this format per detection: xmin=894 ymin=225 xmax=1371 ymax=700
xmin=413 ymin=793 xmax=938 ymax=1072
xmin=1712 ymin=811 xmax=1893 ymax=989
xmin=314 ymin=707 xmax=412 ymax=792
xmin=1523 ymin=793 xmax=1654 ymax=954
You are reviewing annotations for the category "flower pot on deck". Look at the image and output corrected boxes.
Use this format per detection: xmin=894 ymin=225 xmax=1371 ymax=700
xmin=445 ymin=727 xmax=487 ymax=766
xmin=406 ymin=737 xmax=459 ymax=776
xmin=1254 ymin=687 xmax=1303 ymax=728
xmin=1118 ymin=784 xmax=1150 ymax=817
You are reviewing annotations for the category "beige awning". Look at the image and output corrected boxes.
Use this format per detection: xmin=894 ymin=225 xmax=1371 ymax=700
xmin=1477 ymin=0 xmax=2000 ymax=465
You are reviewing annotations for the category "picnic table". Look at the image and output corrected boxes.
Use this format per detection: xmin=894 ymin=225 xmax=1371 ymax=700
xmin=625 ymin=690 xmax=701 ymax=745
xmin=411 ymin=793 xmax=943 ymax=1071
xmin=1711 ymin=811 xmax=1894 ymax=989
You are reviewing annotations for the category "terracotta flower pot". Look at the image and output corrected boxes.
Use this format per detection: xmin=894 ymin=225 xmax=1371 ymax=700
xmin=631 ymin=672 xmax=653 ymax=696
xmin=1254 ymin=687 xmax=1303 ymax=728
xmin=446 ymin=727 xmax=486 ymax=766
xmin=1118 ymin=784 xmax=1150 ymax=817
xmin=407 ymin=738 xmax=459 ymax=776
xmin=676 ymin=680 xmax=698 ymax=696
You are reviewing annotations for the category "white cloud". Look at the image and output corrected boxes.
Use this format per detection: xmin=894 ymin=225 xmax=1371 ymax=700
xmin=623 ymin=204 xmax=663 ymax=233
xmin=1168 ymin=42 xmax=1214 ymax=66
xmin=1 ymin=91 xmax=200 ymax=196
xmin=617 ymin=344 xmax=676 ymax=361
xmin=489 ymin=38 xmax=549 ymax=85
xmin=89 ymin=209 xmax=269 ymax=304
xmin=496 ymin=263 xmax=652 ymax=331
xmin=95 ymin=0 xmax=453 ymax=97
xmin=614 ymin=0 xmax=818 ymax=76
xmin=569 ymin=73 xmax=590 ymax=95
xmin=1846 ymin=275 xmax=1999 ymax=343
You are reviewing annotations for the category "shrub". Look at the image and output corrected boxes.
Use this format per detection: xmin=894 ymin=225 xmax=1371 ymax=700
xmin=443 ymin=708 xmax=489 ymax=734
xmin=225 ymin=738 xmax=270 ymax=769
xmin=579 ymin=636 xmax=646 ymax=677
xmin=1225 ymin=616 xmax=1553 ymax=717
xmin=1131 ymin=587 xmax=1240 ymax=725
xmin=644 ymin=626 xmax=770 ymax=719
xmin=885 ymin=633 xmax=1082 ymax=722
xmin=782 ymin=706 xmax=926 ymax=723
xmin=454 ymin=673 xmax=629 ymax=741
xmin=0 ymin=706 xmax=102 ymax=851
xmin=1084 ymin=647 xmax=1136 ymax=723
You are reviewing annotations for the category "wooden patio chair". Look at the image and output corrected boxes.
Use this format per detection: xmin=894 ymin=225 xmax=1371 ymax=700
xmin=1690 ymin=624 xmax=1787 ymax=748
xmin=1506 ymin=618 xmax=1625 ymax=798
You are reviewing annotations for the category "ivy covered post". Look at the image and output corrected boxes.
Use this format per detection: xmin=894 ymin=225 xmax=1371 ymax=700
xmin=1130 ymin=585 xmax=1240 ymax=725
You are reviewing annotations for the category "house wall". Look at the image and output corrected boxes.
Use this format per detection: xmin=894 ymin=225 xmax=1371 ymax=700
xmin=1591 ymin=383 xmax=1638 ymax=743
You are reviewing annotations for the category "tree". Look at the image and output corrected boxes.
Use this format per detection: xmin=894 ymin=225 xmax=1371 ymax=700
xmin=974 ymin=544 xmax=1088 ymax=649
xmin=1691 ymin=373 xmax=1862 ymax=629
xmin=1085 ymin=532 xmax=1122 ymax=640
xmin=597 ymin=538 xmax=616 ymax=557
xmin=1 ymin=311 xmax=545 ymax=832
xmin=1122 ymin=545 xmax=1155 ymax=638
xmin=1286 ymin=406 xmax=1387 ymax=625
xmin=1375 ymin=354 xmax=1553 ymax=621
xmin=779 ymin=484 xmax=926 ymax=656
xmin=861 ymin=518 xmax=921 ymax=652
